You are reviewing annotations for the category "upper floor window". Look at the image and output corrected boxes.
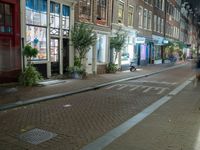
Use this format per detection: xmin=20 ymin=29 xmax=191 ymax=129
xmin=161 ymin=18 xmax=164 ymax=33
xmin=26 ymin=0 xmax=47 ymax=26
xmin=138 ymin=6 xmax=143 ymax=28
xmin=0 ymin=2 xmax=12 ymax=33
xmin=128 ymin=6 xmax=134 ymax=26
xmin=143 ymin=9 xmax=148 ymax=29
xmin=118 ymin=1 xmax=124 ymax=23
xmin=147 ymin=11 xmax=152 ymax=30
xmin=79 ymin=0 xmax=91 ymax=21
xmin=154 ymin=15 xmax=157 ymax=31
xmin=97 ymin=0 xmax=107 ymax=20
xmin=157 ymin=16 xmax=160 ymax=32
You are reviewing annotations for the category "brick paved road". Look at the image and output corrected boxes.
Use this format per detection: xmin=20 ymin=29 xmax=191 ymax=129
xmin=0 ymin=65 xmax=194 ymax=150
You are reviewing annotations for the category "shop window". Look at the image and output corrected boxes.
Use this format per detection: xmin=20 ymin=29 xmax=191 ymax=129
xmin=155 ymin=46 xmax=161 ymax=60
xmin=26 ymin=26 xmax=47 ymax=60
xmin=96 ymin=0 xmax=107 ymax=25
xmin=0 ymin=2 xmax=13 ymax=33
xmin=128 ymin=6 xmax=134 ymax=27
xmin=62 ymin=5 xmax=70 ymax=37
xmin=140 ymin=45 xmax=146 ymax=60
xmin=26 ymin=0 xmax=47 ymax=60
xmin=26 ymin=0 xmax=47 ymax=26
xmin=96 ymin=34 xmax=106 ymax=63
xmin=118 ymin=2 xmax=124 ymax=23
xmin=79 ymin=0 xmax=91 ymax=21
xmin=50 ymin=2 xmax=60 ymax=36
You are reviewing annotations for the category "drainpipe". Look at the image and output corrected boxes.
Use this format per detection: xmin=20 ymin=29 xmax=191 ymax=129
xmin=162 ymin=0 xmax=167 ymax=64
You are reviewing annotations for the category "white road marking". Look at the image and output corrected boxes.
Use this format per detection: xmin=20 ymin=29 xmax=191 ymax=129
xmin=106 ymin=84 xmax=169 ymax=95
xmin=106 ymin=84 xmax=119 ymax=89
xmin=143 ymin=87 xmax=153 ymax=93
xmin=129 ymin=80 xmax=177 ymax=86
xmin=157 ymin=88 xmax=168 ymax=94
xmin=129 ymin=86 xmax=140 ymax=91
xmin=117 ymin=85 xmax=128 ymax=90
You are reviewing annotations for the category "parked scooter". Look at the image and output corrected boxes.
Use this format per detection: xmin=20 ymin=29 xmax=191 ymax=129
xmin=130 ymin=61 xmax=136 ymax=72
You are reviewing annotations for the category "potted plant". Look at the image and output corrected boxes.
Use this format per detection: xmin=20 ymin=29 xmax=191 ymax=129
xmin=110 ymin=28 xmax=127 ymax=71
xmin=19 ymin=45 xmax=42 ymax=86
xmin=70 ymin=23 xmax=97 ymax=78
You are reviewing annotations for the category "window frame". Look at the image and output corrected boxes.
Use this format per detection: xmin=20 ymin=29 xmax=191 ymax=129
xmin=117 ymin=1 xmax=124 ymax=24
xmin=138 ymin=6 xmax=143 ymax=28
xmin=147 ymin=11 xmax=152 ymax=31
xmin=128 ymin=5 xmax=134 ymax=27
xmin=79 ymin=0 xmax=91 ymax=21
xmin=143 ymin=9 xmax=148 ymax=29
xmin=0 ymin=2 xmax=13 ymax=34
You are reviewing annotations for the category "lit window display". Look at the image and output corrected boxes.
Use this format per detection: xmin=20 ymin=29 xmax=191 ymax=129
xmin=26 ymin=26 xmax=47 ymax=60
xmin=154 ymin=45 xmax=161 ymax=60
xmin=25 ymin=0 xmax=47 ymax=26
xmin=140 ymin=44 xmax=146 ymax=60
xmin=26 ymin=0 xmax=47 ymax=60
xmin=96 ymin=34 xmax=107 ymax=63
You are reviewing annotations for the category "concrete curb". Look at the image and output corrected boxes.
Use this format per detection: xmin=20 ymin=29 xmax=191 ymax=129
xmin=0 ymin=64 xmax=185 ymax=111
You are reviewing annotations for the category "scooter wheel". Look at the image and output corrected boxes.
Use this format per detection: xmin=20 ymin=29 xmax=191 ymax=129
xmin=130 ymin=67 xmax=136 ymax=72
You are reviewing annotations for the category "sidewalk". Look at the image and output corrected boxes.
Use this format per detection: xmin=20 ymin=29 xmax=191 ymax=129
xmin=0 ymin=63 xmax=186 ymax=109
xmin=103 ymin=80 xmax=200 ymax=150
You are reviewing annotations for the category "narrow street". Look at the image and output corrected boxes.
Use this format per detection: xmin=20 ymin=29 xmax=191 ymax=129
xmin=0 ymin=64 xmax=195 ymax=150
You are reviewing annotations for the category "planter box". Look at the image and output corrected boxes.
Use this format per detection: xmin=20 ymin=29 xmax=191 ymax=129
xmin=154 ymin=60 xmax=162 ymax=64
xmin=71 ymin=72 xmax=83 ymax=79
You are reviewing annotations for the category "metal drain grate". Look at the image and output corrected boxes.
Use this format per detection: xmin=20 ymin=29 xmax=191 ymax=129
xmin=19 ymin=128 xmax=57 ymax=145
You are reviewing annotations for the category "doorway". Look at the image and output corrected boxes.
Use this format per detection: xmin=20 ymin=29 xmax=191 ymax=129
xmin=63 ymin=38 xmax=69 ymax=73
xmin=50 ymin=38 xmax=59 ymax=74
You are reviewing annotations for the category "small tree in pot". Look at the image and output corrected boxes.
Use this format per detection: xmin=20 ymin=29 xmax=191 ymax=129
xmin=70 ymin=23 xmax=97 ymax=78
xmin=19 ymin=45 xmax=42 ymax=86
xmin=109 ymin=29 xmax=127 ymax=72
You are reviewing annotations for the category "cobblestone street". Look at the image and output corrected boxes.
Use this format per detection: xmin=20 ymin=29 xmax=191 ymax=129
xmin=0 ymin=64 xmax=197 ymax=150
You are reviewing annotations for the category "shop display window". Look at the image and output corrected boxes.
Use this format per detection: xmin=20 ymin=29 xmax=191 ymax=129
xmin=140 ymin=44 xmax=146 ymax=60
xmin=26 ymin=0 xmax=47 ymax=26
xmin=26 ymin=25 xmax=47 ymax=60
xmin=96 ymin=34 xmax=106 ymax=63
xmin=155 ymin=46 xmax=161 ymax=60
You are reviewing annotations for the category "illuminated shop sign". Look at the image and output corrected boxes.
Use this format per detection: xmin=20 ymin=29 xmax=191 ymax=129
xmin=135 ymin=37 xmax=146 ymax=44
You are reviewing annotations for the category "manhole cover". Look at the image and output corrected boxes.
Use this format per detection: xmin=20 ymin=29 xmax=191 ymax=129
xmin=19 ymin=128 xmax=57 ymax=145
